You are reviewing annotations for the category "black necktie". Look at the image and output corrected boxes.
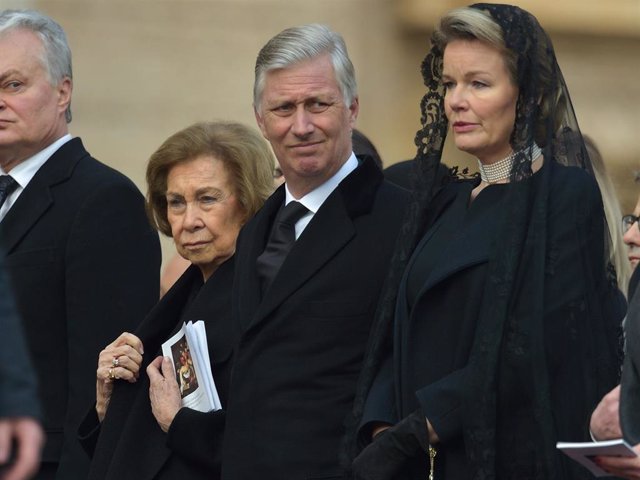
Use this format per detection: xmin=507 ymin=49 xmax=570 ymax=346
xmin=256 ymin=201 xmax=308 ymax=292
xmin=0 ymin=175 xmax=17 ymax=210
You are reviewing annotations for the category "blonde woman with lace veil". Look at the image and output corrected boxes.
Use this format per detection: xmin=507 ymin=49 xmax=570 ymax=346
xmin=348 ymin=4 xmax=625 ymax=479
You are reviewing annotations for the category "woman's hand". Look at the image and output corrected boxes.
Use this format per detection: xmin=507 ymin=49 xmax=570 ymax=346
xmin=95 ymin=332 xmax=144 ymax=422
xmin=147 ymin=356 xmax=182 ymax=433
xmin=590 ymin=385 xmax=622 ymax=440
xmin=352 ymin=410 xmax=431 ymax=480
xmin=594 ymin=443 xmax=640 ymax=479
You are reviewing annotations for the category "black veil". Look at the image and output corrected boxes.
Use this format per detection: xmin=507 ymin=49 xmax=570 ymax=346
xmin=347 ymin=4 xmax=623 ymax=479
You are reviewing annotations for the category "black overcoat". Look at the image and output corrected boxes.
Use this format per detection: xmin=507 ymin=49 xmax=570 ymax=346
xmin=0 ymin=138 xmax=160 ymax=479
xmin=222 ymin=157 xmax=409 ymax=480
xmin=362 ymin=161 xmax=626 ymax=479
xmin=80 ymin=260 xmax=235 ymax=479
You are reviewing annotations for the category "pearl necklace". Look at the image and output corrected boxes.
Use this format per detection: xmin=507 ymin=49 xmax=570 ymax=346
xmin=478 ymin=143 xmax=542 ymax=184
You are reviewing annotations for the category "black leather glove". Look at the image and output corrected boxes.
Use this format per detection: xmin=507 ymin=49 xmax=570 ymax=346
xmin=351 ymin=409 xmax=429 ymax=480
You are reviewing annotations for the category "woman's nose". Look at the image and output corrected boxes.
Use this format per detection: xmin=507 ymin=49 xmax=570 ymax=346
xmin=182 ymin=203 xmax=203 ymax=230
xmin=447 ymin=85 xmax=468 ymax=111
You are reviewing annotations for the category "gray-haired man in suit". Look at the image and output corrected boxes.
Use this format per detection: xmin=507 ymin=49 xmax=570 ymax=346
xmin=0 ymin=10 xmax=160 ymax=478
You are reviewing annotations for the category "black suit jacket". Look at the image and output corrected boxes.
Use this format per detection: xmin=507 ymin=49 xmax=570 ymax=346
xmin=222 ymin=157 xmax=408 ymax=480
xmin=621 ymin=267 xmax=640 ymax=444
xmin=0 ymin=248 xmax=40 ymax=420
xmin=362 ymin=161 xmax=625 ymax=479
xmin=80 ymin=260 xmax=235 ymax=479
xmin=0 ymin=138 xmax=161 ymax=479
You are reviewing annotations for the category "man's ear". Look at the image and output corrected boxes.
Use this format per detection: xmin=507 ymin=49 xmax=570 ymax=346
xmin=57 ymin=77 xmax=72 ymax=113
xmin=348 ymin=96 xmax=359 ymax=128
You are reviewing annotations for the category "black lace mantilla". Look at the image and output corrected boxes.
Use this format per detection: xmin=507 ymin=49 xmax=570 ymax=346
xmin=346 ymin=4 xmax=622 ymax=480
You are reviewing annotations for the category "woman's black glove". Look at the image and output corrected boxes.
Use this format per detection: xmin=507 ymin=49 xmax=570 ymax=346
xmin=352 ymin=409 xmax=429 ymax=480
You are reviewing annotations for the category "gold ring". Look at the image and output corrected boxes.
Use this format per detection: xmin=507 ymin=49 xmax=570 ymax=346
xmin=112 ymin=357 xmax=119 ymax=368
xmin=108 ymin=367 xmax=115 ymax=380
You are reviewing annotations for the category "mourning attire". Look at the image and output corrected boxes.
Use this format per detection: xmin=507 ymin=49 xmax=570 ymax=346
xmin=79 ymin=260 xmax=235 ymax=479
xmin=350 ymin=5 xmax=624 ymax=480
xmin=0 ymin=137 xmax=160 ymax=479
xmin=222 ymin=156 xmax=408 ymax=480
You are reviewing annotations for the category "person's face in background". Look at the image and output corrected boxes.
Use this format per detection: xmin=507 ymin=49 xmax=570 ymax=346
xmin=166 ymin=156 xmax=245 ymax=280
xmin=254 ymin=54 xmax=358 ymax=198
xmin=443 ymin=39 xmax=519 ymax=165
xmin=0 ymin=28 xmax=71 ymax=172
xmin=623 ymin=193 xmax=640 ymax=270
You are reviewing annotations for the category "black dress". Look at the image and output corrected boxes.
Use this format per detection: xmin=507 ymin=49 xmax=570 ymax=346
xmin=361 ymin=160 xmax=625 ymax=479
xmin=79 ymin=259 xmax=236 ymax=480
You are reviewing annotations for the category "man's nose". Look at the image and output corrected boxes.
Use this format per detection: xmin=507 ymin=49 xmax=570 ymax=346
xmin=291 ymin=106 xmax=314 ymax=137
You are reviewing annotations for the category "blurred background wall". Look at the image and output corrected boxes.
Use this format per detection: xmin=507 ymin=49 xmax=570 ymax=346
xmin=2 ymin=0 xmax=638 ymax=262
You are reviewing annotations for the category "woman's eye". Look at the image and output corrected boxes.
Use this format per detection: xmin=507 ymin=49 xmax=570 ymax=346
xmin=200 ymin=196 xmax=219 ymax=204
xmin=443 ymin=81 xmax=454 ymax=90
xmin=167 ymin=198 xmax=185 ymax=209
xmin=472 ymin=81 xmax=488 ymax=88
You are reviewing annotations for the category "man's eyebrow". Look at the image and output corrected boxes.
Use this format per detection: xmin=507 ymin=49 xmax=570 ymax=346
xmin=0 ymin=69 xmax=21 ymax=83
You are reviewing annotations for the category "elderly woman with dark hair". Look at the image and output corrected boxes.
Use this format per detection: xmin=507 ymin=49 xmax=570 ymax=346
xmin=350 ymin=4 xmax=624 ymax=480
xmin=78 ymin=121 xmax=274 ymax=480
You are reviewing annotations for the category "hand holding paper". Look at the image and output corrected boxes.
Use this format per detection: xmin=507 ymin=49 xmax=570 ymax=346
xmin=148 ymin=356 xmax=182 ymax=433
xmin=557 ymin=438 xmax=638 ymax=477
xmin=592 ymin=442 xmax=640 ymax=480
xmin=160 ymin=321 xmax=221 ymax=413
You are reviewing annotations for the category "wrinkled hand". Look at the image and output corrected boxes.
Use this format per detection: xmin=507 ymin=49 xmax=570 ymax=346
xmin=352 ymin=410 xmax=430 ymax=480
xmin=96 ymin=332 xmax=144 ymax=421
xmin=147 ymin=356 xmax=182 ymax=433
xmin=594 ymin=442 xmax=640 ymax=479
xmin=590 ymin=385 xmax=622 ymax=440
xmin=0 ymin=417 xmax=44 ymax=480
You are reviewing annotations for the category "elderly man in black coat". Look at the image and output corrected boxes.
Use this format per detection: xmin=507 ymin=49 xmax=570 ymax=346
xmin=0 ymin=10 xmax=160 ymax=479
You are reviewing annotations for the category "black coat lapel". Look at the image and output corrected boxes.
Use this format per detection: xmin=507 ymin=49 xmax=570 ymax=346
xmin=0 ymin=138 xmax=88 ymax=253
xmin=252 ymin=192 xmax=355 ymax=327
xmin=234 ymin=188 xmax=284 ymax=332
xmin=246 ymin=157 xmax=383 ymax=332
xmin=410 ymin=182 xmax=504 ymax=303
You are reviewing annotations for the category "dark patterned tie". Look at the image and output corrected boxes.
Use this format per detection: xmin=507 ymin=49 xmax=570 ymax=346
xmin=256 ymin=201 xmax=309 ymax=292
xmin=0 ymin=175 xmax=17 ymax=210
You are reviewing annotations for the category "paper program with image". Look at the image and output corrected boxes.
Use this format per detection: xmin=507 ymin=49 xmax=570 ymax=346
xmin=161 ymin=320 xmax=221 ymax=413
xmin=557 ymin=438 xmax=638 ymax=477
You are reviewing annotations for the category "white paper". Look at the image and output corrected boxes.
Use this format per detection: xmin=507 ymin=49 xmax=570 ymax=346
xmin=161 ymin=321 xmax=221 ymax=412
xmin=557 ymin=438 xmax=638 ymax=477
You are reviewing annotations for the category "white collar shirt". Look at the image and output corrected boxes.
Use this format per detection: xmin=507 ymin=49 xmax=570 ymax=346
xmin=284 ymin=152 xmax=358 ymax=239
xmin=0 ymin=134 xmax=72 ymax=221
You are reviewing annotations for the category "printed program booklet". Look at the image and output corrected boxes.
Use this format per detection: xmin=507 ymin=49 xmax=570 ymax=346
xmin=161 ymin=320 xmax=221 ymax=412
xmin=557 ymin=438 xmax=638 ymax=477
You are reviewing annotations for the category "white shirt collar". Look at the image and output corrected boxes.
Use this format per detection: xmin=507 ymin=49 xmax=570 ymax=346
xmin=0 ymin=134 xmax=72 ymax=222
xmin=1 ymin=134 xmax=73 ymax=188
xmin=284 ymin=152 xmax=358 ymax=213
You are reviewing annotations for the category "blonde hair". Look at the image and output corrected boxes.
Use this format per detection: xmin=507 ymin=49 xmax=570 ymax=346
xmin=586 ymin=135 xmax=631 ymax=294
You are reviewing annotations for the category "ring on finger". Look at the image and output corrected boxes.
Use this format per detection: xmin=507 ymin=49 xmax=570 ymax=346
xmin=108 ymin=367 xmax=116 ymax=380
xmin=112 ymin=357 xmax=119 ymax=368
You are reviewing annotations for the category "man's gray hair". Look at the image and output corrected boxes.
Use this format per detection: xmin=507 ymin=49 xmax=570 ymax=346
xmin=253 ymin=24 xmax=357 ymax=110
xmin=0 ymin=9 xmax=72 ymax=123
